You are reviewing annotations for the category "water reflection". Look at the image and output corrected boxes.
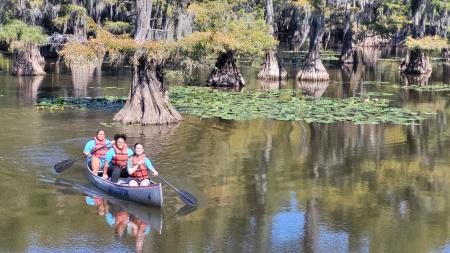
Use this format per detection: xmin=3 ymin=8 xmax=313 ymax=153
xmin=84 ymin=195 xmax=162 ymax=252
xmin=15 ymin=75 xmax=44 ymax=105
xmin=70 ymin=64 xmax=100 ymax=97
xmin=400 ymin=72 xmax=432 ymax=86
xmin=295 ymin=79 xmax=329 ymax=97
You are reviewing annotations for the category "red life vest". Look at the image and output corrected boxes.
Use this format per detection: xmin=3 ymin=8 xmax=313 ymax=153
xmin=131 ymin=155 xmax=149 ymax=181
xmin=92 ymin=137 xmax=108 ymax=158
xmin=112 ymin=144 xmax=129 ymax=168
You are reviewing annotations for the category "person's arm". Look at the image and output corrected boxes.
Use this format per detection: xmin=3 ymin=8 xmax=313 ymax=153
xmin=83 ymin=141 xmax=94 ymax=157
xmin=127 ymin=158 xmax=140 ymax=175
xmin=102 ymin=149 xmax=113 ymax=179
xmin=146 ymin=158 xmax=158 ymax=176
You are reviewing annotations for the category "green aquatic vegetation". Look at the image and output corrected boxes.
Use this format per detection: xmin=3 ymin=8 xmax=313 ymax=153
xmin=36 ymin=87 xmax=428 ymax=125
xmin=170 ymin=87 xmax=425 ymax=125
xmin=402 ymin=84 xmax=450 ymax=92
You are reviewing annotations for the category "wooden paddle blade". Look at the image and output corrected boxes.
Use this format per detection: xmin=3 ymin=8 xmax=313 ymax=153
xmin=54 ymin=155 xmax=85 ymax=173
xmin=178 ymin=190 xmax=198 ymax=207
xmin=54 ymin=159 xmax=76 ymax=173
xmin=176 ymin=204 xmax=197 ymax=216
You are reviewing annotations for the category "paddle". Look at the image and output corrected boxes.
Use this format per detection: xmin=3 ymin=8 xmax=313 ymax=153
xmin=156 ymin=175 xmax=198 ymax=207
xmin=53 ymin=146 xmax=108 ymax=173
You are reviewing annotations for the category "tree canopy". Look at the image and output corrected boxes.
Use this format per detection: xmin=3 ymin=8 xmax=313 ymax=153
xmin=0 ymin=19 xmax=47 ymax=50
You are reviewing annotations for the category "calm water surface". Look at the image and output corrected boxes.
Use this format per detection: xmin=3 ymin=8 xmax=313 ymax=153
xmin=0 ymin=49 xmax=449 ymax=253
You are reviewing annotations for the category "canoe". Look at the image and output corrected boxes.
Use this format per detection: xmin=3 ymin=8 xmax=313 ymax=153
xmin=85 ymin=163 xmax=163 ymax=207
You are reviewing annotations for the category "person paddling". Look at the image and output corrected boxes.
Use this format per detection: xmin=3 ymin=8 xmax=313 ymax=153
xmin=102 ymin=134 xmax=133 ymax=183
xmin=127 ymin=143 xmax=158 ymax=187
xmin=83 ymin=130 xmax=111 ymax=176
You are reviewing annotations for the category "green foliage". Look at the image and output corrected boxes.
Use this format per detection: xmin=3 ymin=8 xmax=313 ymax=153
xmin=181 ymin=0 xmax=276 ymax=68
xmin=402 ymin=83 xmax=450 ymax=91
xmin=37 ymin=87 xmax=429 ymax=125
xmin=405 ymin=36 xmax=449 ymax=50
xmin=0 ymin=19 xmax=47 ymax=50
xmin=104 ymin=20 xmax=132 ymax=35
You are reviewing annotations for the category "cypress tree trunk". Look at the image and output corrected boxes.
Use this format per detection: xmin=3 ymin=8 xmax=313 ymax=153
xmin=441 ymin=48 xmax=449 ymax=61
xmin=135 ymin=0 xmax=153 ymax=42
xmin=257 ymin=0 xmax=287 ymax=80
xmin=207 ymin=51 xmax=245 ymax=87
xmin=72 ymin=9 xmax=87 ymax=42
xmin=400 ymin=0 xmax=431 ymax=75
xmin=400 ymin=48 xmax=432 ymax=74
xmin=12 ymin=45 xmax=46 ymax=76
xmin=258 ymin=50 xmax=288 ymax=80
xmin=340 ymin=3 xmax=356 ymax=64
xmin=114 ymin=49 xmax=182 ymax=125
xmin=296 ymin=13 xmax=329 ymax=81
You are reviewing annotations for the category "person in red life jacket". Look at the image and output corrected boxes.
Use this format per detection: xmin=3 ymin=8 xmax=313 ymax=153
xmin=83 ymin=130 xmax=112 ymax=176
xmin=127 ymin=143 xmax=158 ymax=187
xmin=102 ymin=134 xmax=134 ymax=183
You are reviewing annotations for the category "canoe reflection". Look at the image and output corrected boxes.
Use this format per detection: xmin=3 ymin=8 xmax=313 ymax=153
xmin=85 ymin=195 xmax=162 ymax=252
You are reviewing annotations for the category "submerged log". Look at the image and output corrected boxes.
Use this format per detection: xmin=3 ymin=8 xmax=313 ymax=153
xmin=114 ymin=48 xmax=182 ymax=125
xmin=400 ymin=48 xmax=432 ymax=75
xmin=12 ymin=46 xmax=46 ymax=76
xmin=296 ymin=14 xmax=329 ymax=81
xmin=257 ymin=50 xmax=288 ymax=80
xmin=207 ymin=51 xmax=245 ymax=87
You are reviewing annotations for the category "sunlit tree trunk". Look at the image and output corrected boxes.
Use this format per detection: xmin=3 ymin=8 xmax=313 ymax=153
xmin=135 ymin=0 xmax=153 ymax=42
xmin=114 ymin=48 xmax=182 ymax=125
xmin=12 ymin=45 xmax=46 ymax=76
xmin=258 ymin=0 xmax=287 ymax=80
xmin=296 ymin=13 xmax=329 ymax=80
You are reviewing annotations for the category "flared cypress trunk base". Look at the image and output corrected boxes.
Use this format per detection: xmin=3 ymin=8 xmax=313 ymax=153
xmin=12 ymin=46 xmax=46 ymax=76
xmin=114 ymin=49 xmax=182 ymax=125
xmin=296 ymin=59 xmax=329 ymax=81
xmin=400 ymin=48 xmax=432 ymax=75
xmin=257 ymin=50 xmax=288 ymax=80
xmin=207 ymin=51 xmax=245 ymax=87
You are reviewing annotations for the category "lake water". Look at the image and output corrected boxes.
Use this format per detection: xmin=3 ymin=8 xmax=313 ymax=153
xmin=0 ymin=48 xmax=449 ymax=252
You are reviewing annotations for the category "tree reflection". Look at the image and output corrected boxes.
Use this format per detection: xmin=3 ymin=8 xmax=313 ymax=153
xmin=70 ymin=64 xmax=98 ymax=97
xmin=15 ymin=75 xmax=44 ymax=105
xmin=295 ymin=79 xmax=329 ymax=97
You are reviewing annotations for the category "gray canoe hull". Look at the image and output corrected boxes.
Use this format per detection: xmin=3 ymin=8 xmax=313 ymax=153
xmin=85 ymin=165 xmax=163 ymax=207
